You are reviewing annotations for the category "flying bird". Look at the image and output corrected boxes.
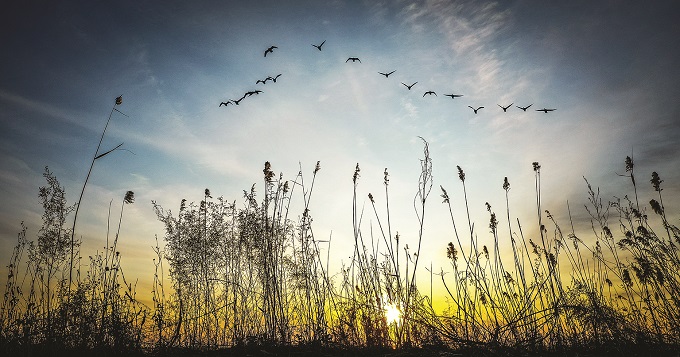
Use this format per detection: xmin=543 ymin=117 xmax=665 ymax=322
xmin=245 ymin=90 xmax=263 ymax=97
xmin=346 ymin=57 xmax=361 ymax=63
xmin=312 ymin=40 xmax=326 ymax=51
xmin=444 ymin=94 xmax=463 ymax=99
xmin=266 ymin=74 xmax=282 ymax=83
xmin=516 ymin=104 xmax=533 ymax=111
xmin=231 ymin=97 xmax=245 ymax=105
xmin=256 ymin=79 xmax=268 ymax=84
xmin=423 ymin=91 xmax=437 ymax=97
xmin=402 ymin=82 xmax=417 ymax=90
xmin=219 ymin=101 xmax=232 ymax=107
xmin=498 ymin=103 xmax=513 ymax=112
xmin=264 ymin=46 xmax=278 ymax=57
xmin=468 ymin=106 xmax=484 ymax=114
xmin=378 ymin=70 xmax=396 ymax=78
xmin=536 ymin=108 xmax=556 ymax=113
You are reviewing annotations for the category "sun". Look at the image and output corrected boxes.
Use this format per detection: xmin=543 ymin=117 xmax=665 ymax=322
xmin=384 ymin=303 xmax=402 ymax=324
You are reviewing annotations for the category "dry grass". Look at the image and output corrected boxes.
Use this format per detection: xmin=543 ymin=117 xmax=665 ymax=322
xmin=2 ymin=141 xmax=679 ymax=356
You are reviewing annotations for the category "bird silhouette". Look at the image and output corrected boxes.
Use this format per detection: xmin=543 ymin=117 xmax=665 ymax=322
xmin=498 ymin=103 xmax=513 ymax=112
xmin=516 ymin=104 xmax=533 ymax=111
xmin=423 ymin=91 xmax=437 ymax=97
xmin=256 ymin=79 xmax=267 ymax=84
xmin=468 ymin=106 xmax=484 ymax=114
xmin=378 ymin=70 xmax=396 ymax=78
xmin=444 ymin=94 xmax=463 ymax=99
xmin=312 ymin=40 xmax=326 ymax=51
xmin=266 ymin=74 xmax=282 ymax=83
xmin=219 ymin=101 xmax=232 ymax=107
xmin=231 ymin=97 xmax=244 ymax=105
xmin=536 ymin=108 xmax=556 ymax=113
xmin=346 ymin=57 xmax=361 ymax=63
xmin=402 ymin=82 xmax=417 ymax=90
xmin=245 ymin=90 xmax=263 ymax=97
xmin=264 ymin=46 xmax=278 ymax=57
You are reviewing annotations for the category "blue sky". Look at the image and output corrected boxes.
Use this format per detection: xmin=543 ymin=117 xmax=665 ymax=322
xmin=1 ymin=0 xmax=679 ymax=303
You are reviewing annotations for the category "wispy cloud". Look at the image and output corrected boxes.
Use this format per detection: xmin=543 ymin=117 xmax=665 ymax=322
xmin=0 ymin=89 xmax=88 ymax=128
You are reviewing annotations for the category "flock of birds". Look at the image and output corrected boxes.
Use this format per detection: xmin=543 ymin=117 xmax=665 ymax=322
xmin=219 ymin=41 xmax=557 ymax=115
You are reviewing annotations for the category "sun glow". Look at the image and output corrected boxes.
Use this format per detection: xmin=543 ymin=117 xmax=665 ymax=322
xmin=384 ymin=303 xmax=402 ymax=324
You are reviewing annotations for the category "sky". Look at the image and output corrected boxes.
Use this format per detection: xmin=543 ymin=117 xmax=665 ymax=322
xmin=1 ymin=0 xmax=680 ymax=307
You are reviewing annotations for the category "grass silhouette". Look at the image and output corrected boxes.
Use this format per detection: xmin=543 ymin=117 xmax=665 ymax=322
xmin=2 ymin=138 xmax=680 ymax=356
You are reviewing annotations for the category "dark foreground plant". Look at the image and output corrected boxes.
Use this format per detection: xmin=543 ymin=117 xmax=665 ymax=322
xmin=2 ymin=147 xmax=680 ymax=356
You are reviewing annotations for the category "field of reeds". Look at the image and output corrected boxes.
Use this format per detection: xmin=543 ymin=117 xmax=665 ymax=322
xmin=2 ymin=133 xmax=680 ymax=356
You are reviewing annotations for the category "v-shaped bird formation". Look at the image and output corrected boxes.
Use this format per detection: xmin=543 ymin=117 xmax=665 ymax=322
xmin=220 ymin=41 xmax=557 ymax=116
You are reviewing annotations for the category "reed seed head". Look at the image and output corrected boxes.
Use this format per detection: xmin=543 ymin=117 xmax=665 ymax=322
xmin=440 ymin=185 xmax=450 ymax=203
xmin=457 ymin=166 xmax=465 ymax=182
xmin=651 ymin=171 xmax=663 ymax=192
xmin=446 ymin=242 xmax=458 ymax=262
xmin=625 ymin=156 xmax=634 ymax=172
xmin=489 ymin=212 xmax=498 ymax=232
xmin=124 ymin=191 xmax=135 ymax=204
xmin=650 ymin=199 xmax=663 ymax=215
xmin=622 ymin=268 xmax=633 ymax=287
xmin=503 ymin=177 xmax=510 ymax=191
xmin=263 ymin=162 xmax=274 ymax=183
xmin=115 ymin=95 xmax=123 ymax=105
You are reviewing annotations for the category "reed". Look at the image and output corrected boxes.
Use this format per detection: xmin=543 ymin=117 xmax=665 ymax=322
xmin=2 ymin=138 xmax=679 ymax=356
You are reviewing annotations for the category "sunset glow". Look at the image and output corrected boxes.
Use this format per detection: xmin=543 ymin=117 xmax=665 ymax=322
xmin=384 ymin=303 xmax=402 ymax=325
xmin=1 ymin=1 xmax=679 ymax=355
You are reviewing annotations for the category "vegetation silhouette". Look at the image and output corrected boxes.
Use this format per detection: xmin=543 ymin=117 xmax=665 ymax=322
xmin=2 ymin=141 xmax=680 ymax=357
